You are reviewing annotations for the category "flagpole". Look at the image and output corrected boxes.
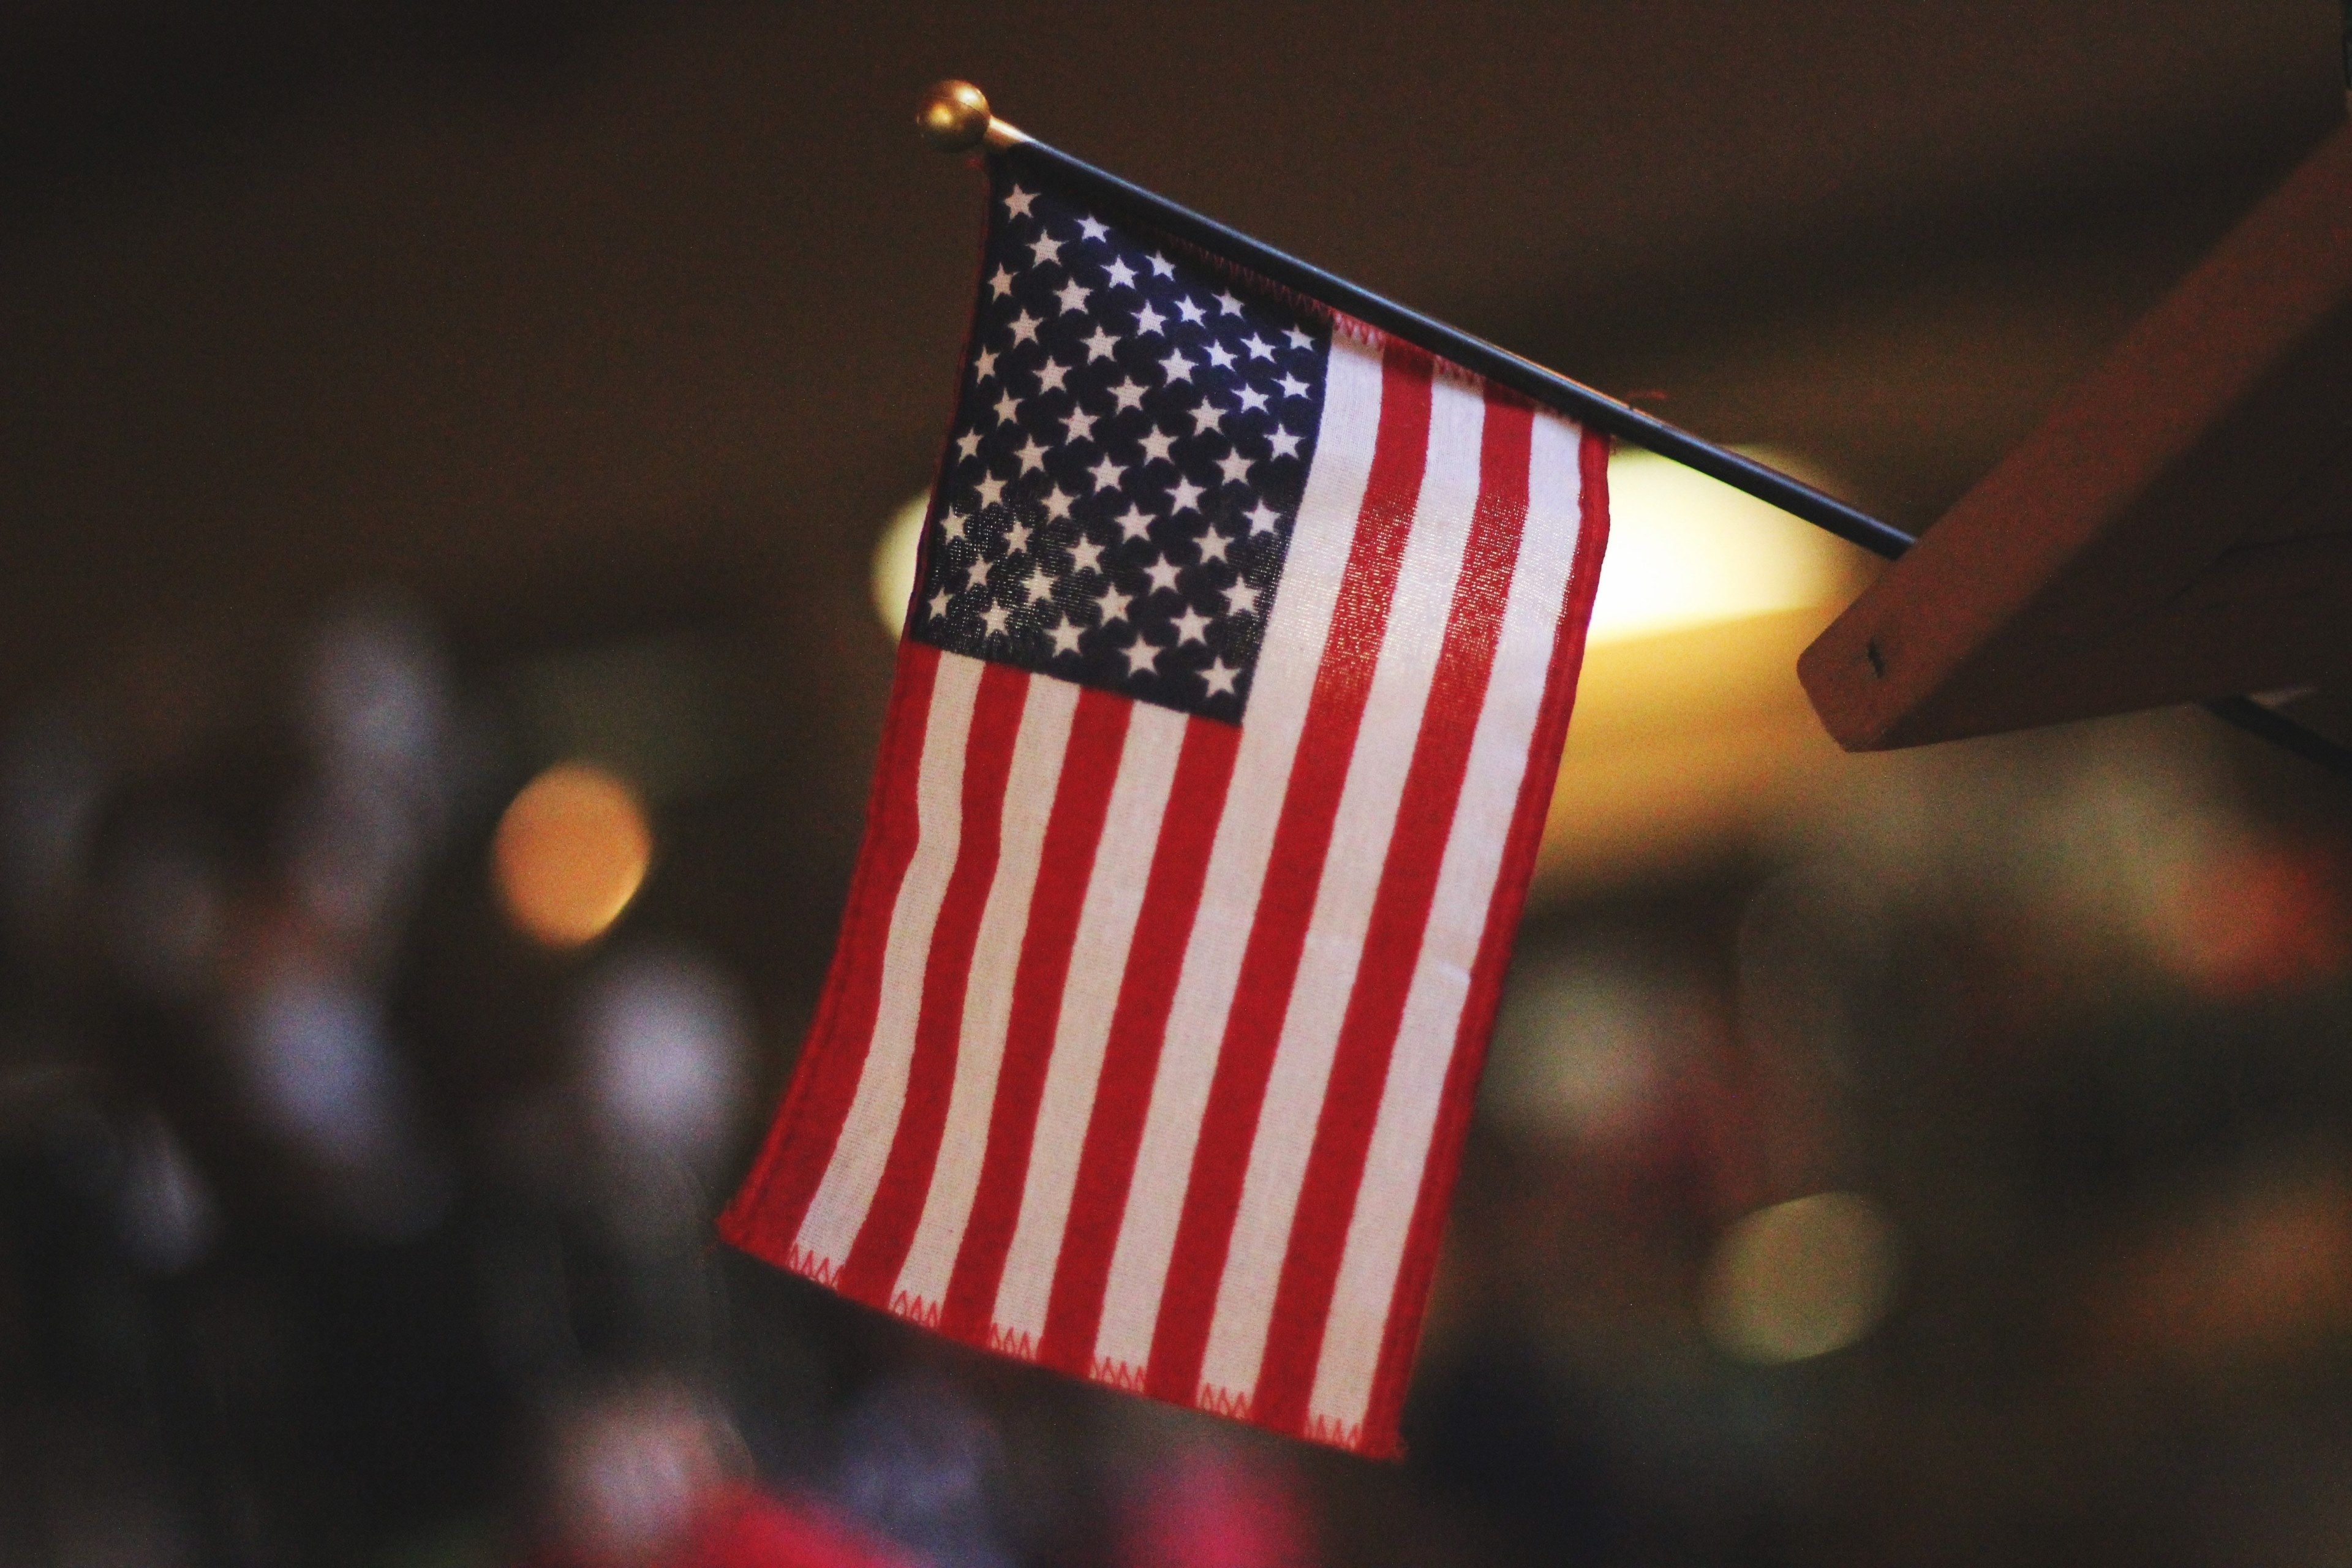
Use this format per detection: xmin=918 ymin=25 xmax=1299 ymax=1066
xmin=913 ymin=81 xmax=2352 ymax=782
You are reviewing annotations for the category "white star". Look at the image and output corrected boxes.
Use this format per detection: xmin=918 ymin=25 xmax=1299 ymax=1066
xmin=1161 ymin=349 xmax=1196 ymax=383
xmin=1244 ymin=501 xmax=1281 ymax=533
xmin=1285 ymin=326 xmax=1314 ymax=350
xmin=959 ymin=556 xmax=986 ymax=590
xmin=1123 ymin=637 xmax=1161 ymax=677
xmin=1070 ymin=537 xmax=1104 ymax=574
xmin=1196 ymin=529 xmax=1231 ymax=565
xmin=1137 ymin=429 xmax=1175 ymax=464
xmin=1115 ymin=504 xmax=1153 ymax=541
xmin=940 ymin=511 xmax=967 ymax=542
xmin=1008 ymin=311 xmax=1041 ymax=345
xmin=975 ymin=474 xmax=1007 ymax=508
xmin=974 ymin=348 xmax=999 ymax=382
xmin=1142 ymin=555 xmax=1183 ymax=595
xmin=1175 ymin=297 xmax=1205 ymax=325
xmin=1041 ymin=485 xmax=1076 ymax=521
xmin=1235 ymin=386 xmax=1270 ymax=414
xmin=1224 ymin=580 xmax=1262 ymax=617
xmin=1077 ymin=216 xmax=1109 ymax=242
xmin=1242 ymin=334 xmax=1273 ymax=360
xmin=1268 ymin=428 xmax=1302 ymax=459
xmin=1178 ymin=402 xmax=1217 ymax=434
xmin=1037 ymin=360 xmax=1070 ymax=394
xmin=988 ymin=266 xmax=1016 ymax=299
xmin=1014 ymin=437 xmax=1049 ymax=475
xmin=1003 ymin=185 xmax=1036 ymax=218
xmin=955 ymin=429 xmax=982 ymax=459
xmin=1015 ymin=564 xmax=1052 ymax=603
xmin=1098 ymin=584 xmax=1134 ymax=622
xmin=1063 ymin=408 xmax=1098 ymax=444
xmin=1172 ymin=606 xmax=1211 ymax=644
xmin=981 ymin=601 xmax=1011 ymax=636
xmin=1147 ymin=252 xmax=1175 ymax=277
xmin=1049 ymin=620 xmax=1084 ymax=655
xmin=1169 ymin=477 xmax=1204 ymax=513
xmin=1205 ymin=343 xmax=1235 ymax=371
xmin=1278 ymin=374 xmax=1309 ymax=398
xmin=1055 ymin=279 xmax=1091 ymax=314
xmin=1082 ymin=326 xmax=1119 ymax=361
xmin=1104 ymin=257 xmax=1137 ymax=290
xmin=1028 ymin=231 xmax=1064 ymax=268
xmin=1005 ymin=518 xmax=1034 ymax=555
xmin=1133 ymin=302 xmax=1167 ymax=336
xmin=1201 ymin=659 xmax=1240 ymax=697
xmin=1108 ymin=379 xmax=1147 ymax=412
xmin=1088 ymin=454 xmax=1125 ymax=491
xmin=929 ymin=587 xmax=954 ymax=620
xmin=1215 ymin=291 xmax=1243 ymax=315
xmin=993 ymin=391 xmax=1020 ymax=424
xmin=1215 ymin=451 xmax=1252 ymax=485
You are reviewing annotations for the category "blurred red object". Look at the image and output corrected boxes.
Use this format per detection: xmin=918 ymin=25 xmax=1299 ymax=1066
xmin=2156 ymin=838 xmax=2351 ymax=1000
xmin=521 ymin=1483 xmax=916 ymax=1568
xmin=1117 ymin=1447 xmax=1315 ymax=1568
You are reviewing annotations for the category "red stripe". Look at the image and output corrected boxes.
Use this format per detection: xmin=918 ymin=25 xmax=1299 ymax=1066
xmin=1144 ymin=342 xmax=1438 ymax=1407
xmin=1357 ymin=426 xmax=1611 ymax=1454
xmin=1035 ymin=714 xmax=1242 ymax=1377
xmin=718 ymin=640 xmax=944 ymax=1263
xmin=938 ymin=687 xmax=1134 ymax=1344
xmin=1250 ymin=390 xmax=1536 ymax=1436
xmin=835 ymin=660 xmax=1031 ymax=1303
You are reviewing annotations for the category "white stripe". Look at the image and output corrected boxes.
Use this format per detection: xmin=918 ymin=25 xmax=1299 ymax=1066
xmin=1196 ymin=372 xmax=1491 ymax=1399
xmin=892 ymin=674 xmax=1079 ymax=1308
xmin=989 ymin=701 xmax=1189 ymax=1341
xmin=1092 ymin=333 xmax=1390 ymax=1372
xmin=793 ymin=650 xmax=984 ymax=1268
xmin=1307 ymin=412 xmax=1590 ymax=1432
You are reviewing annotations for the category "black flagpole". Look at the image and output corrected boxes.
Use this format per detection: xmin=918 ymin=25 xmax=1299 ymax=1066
xmin=913 ymin=82 xmax=2352 ymax=782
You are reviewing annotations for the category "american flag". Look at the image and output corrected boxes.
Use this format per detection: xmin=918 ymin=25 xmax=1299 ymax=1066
xmin=722 ymin=153 xmax=1608 ymax=1457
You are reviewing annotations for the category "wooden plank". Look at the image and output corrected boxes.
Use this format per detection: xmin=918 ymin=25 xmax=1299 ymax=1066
xmin=1800 ymin=119 xmax=2352 ymax=749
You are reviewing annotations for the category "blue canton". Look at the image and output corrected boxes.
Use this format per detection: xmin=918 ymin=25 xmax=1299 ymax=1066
xmin=908 ymin=154 xmax=1332 ymax=722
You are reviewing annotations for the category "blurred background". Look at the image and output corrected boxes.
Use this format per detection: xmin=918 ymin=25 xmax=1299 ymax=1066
xmin=5 ymin=4 xmax=2352 ymax=1564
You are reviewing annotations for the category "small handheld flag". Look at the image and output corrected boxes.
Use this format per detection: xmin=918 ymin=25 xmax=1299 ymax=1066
xmin=719 ymin=78 xmax=2352 ymax=1456
xmin=722 ymin=93 xmax=1608 ymax=1458
xmin=725 ymin=81 xmax=2351 ymax=1446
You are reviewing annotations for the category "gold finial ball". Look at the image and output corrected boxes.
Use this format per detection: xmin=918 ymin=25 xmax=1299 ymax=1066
xmin=916 ymin=80 xmax=991 ymax=153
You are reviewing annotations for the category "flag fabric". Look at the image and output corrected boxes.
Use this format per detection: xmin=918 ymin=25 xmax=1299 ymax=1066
xmin=721 ymin=150 xmax=1609 ymax=1458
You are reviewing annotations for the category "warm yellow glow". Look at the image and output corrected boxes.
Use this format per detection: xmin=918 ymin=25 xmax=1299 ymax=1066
xmin=492 ymin=763 xmax=653 ymax=948
xmin=1537 ymin=608 xmax=1858 ymax=891
xmin=872 ymin=492 xmax=930 ymax=638
xmin=1589 ymin=448 xmax=1856 ymax=646
xmin=1702 ymin=1192 xmax=1899 ymax=1363
xmin=1535 ymin=450 xmax=1878 ymax=894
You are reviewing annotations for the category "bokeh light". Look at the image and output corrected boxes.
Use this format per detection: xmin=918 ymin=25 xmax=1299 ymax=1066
xmin=1481 ymin=944 xmax=1686 ymax=1147
xmin=492 ymin=763 xmax=654 ymax=948
xmin=577 ymin=946 xmax=753 ymax=1175
xmin=1588 ymin=448 xmax=1858 ymax=646
xmin=872 ymin=491 xmax=932 ymax=638
xmin=1702 ymin=1191 xmax=1899 ymax=1363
